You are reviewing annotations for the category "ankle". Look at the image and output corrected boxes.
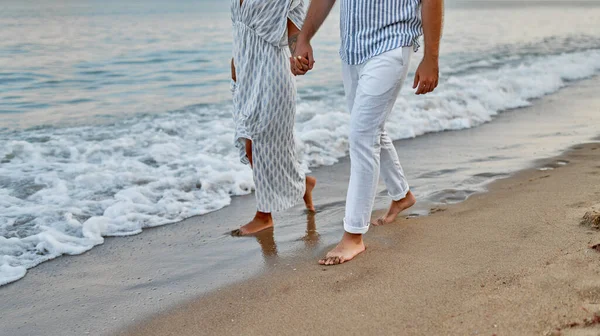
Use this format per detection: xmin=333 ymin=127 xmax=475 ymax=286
xmin=342 ymin=231 xmax=363 ymax=244
xmin=254 ymin=212 xmax=272 ymax=221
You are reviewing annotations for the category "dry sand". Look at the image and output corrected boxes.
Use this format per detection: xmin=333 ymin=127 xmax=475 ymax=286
xmin=122 ymin=143 xmax=600 ymax=336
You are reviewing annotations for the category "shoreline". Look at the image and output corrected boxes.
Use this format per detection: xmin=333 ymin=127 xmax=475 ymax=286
xmin=121 ymin=141 xmax=600 ymax=336
xmin=1 ymin=78 xmax=599 ymax=336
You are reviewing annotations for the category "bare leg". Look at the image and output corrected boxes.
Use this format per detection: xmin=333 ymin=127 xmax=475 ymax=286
xmin=245 ymin=139 xmax=253 ymax=167
xmin=373 ymin=190 xmax=416 ymax=226
xmin=232 ymin=140 xmax=274 ymax=236
xmin=250 ymin=137 xmax=316 ymax=212
xmin=318 ymin=232 xmax=366 ymax=266
xmin=304 ymin=176 xmax=317 ymax=211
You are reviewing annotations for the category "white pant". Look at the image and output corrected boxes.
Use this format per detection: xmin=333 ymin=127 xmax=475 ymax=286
xmin=342 ymin=46 xmax=412 ymax=234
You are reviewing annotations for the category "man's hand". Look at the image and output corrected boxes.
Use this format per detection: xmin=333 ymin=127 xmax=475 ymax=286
xmin=290 ymin=36 xmax=314 ymax=76
xmin=415 ymin=0 xmax=443 ymax=95
xmin=413 ymin=57 xmax=438 ymax=95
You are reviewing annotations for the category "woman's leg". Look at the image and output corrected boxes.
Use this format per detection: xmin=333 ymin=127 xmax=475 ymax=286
xmin=304 ymin=176 xmax=317 ymax=212
xmin=233 ymin=139 xmax=317 ymax=235
xmin=233 ymin=139 xmax=274 ymax=236
xmin=249 ymin=136 xmax=317 ymax=213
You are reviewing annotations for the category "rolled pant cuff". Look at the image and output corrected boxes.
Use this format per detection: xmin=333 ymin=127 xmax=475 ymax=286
xmin=389 ymin=188 xmax=410 ymax=202
xmin=343 ymin=219 xmax=370 ymax=234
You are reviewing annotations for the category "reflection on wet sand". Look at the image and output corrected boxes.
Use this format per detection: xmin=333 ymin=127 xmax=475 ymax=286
xmin=254 ymin=227 xmax=277 ymax=258
xmin=301 ymin=212 xmax=319 ymax=246
xmin=253 ymin=212 xmax=321 ymax=260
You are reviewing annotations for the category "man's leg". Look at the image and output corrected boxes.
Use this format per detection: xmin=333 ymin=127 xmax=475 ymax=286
xmin=319 ymin=47 xmax=411 ymax=265
xmin=375 ymin=132 xmax=416 ymax=225
xmin=319 ymin=61 xmax=365 ymax=265
xmin=375 ymin=47 xmax=416 ymax=225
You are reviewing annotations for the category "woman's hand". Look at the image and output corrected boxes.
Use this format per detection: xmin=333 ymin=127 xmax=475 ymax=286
xmin=231 ymin=58 xmax=236 ymax=82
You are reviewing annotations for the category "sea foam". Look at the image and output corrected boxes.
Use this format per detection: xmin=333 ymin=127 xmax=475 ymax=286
xmin=1 ymin=48 xmax=600 ymax=286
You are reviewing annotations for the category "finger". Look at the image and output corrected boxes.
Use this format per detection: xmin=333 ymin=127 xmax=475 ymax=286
xmin=420 ymin=80 xmax=433 ymax=94
xmin=427 ymin=80 xmax=436 ymax=93
xmin=420 ymin=83 xmax=431 ymax=95
xmin=416 ymin=81 xmax=425 ymax=95
xmin=429 ymin=83 xmax=436 ymax=93
xmin=290 ymin=59 xmax=302 ymax=76
xmin=297 ymin=55 xmax=309 ymax=66
xmin=425 ymin=84 xmax=433 ymax=94
xmin=413 ymin=72 xmax=420 ymax=89
xmin=289 ymin=57 xmax=298 ymax=75
xmin=292 ymin=57 xmax=307 ymax=74
xmin=294 ymin=59 xmax=307 ymax=75
xmin=307 ymin=51 xmax=315 ymax=70
xmin=294 ymin=57 xmax=307 ymax=71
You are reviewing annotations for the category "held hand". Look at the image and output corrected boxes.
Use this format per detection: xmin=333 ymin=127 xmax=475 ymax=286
xmin=413 ymin=57 xmax=439 ymax=95
xmin=290 ymin=55 xmax=310 ymax=76
xmin=290 ymin=36 xmax=315 ymax=76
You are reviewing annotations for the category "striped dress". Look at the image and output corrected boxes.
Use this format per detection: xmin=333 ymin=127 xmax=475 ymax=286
xmin=339 ymin=0 xmax=423 ymax=65
xmin=230 ymin=0 xmax=306 ymax=213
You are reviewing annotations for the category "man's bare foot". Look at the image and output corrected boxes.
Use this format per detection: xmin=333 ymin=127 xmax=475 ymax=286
xmin=373 ymin=190 xmax=416 ymax=226
xmin=231 ymin=212 xmax=273 ymax=236
xmin=303 ymin=176 xmax=317 ymax=212
xmin=318 ymin=232 xmax=366 ymax=266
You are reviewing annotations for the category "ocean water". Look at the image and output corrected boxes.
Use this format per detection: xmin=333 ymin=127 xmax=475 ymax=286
xmin=2 ymin=0 xmax=600 ymax=286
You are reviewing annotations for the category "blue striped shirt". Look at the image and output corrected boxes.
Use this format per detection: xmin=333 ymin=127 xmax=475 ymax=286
xmin=339 ymin=0 xmax=423 ymax=65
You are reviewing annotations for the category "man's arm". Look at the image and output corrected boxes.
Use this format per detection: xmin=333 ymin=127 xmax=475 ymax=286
xmin=291 ymin=0 xmax=337 ymax=75
xmin=413 ymin=0 xmax=444 ymax=95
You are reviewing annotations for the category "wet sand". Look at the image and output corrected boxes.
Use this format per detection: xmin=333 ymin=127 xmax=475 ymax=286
xmin=1 ymin=78 xmax=599 ymax=336
xmin=122 ymin=142 xmax=600 ymax=336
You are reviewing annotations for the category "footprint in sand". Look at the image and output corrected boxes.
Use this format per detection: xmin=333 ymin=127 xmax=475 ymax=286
xmin=581 ymin=211 xmax=600 ymax=230
xmin=567 ymin=201 xmax=587 ymax=209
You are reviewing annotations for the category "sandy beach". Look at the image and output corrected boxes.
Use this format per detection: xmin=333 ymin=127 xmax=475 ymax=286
xmin=121 ymin=141 xmax=600 ymax=336
xmin=3 ymin=2 xmax=600 ymax=335
xmin=1 ymin=77 xmax=599 ymax=336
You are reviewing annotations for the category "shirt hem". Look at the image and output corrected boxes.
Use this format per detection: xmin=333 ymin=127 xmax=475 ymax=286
xmin=340 ymin=36 xmax=420 ymax=65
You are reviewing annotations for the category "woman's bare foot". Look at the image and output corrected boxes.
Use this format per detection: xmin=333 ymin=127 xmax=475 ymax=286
xmin=231 ymin=212 xmax=273 ymax=236
xmin=318 ymin=232 xmax=366 ymax=266
xmin=373 ymin=190 xmax=416 ymax=226
xmin=303 ymin=176 xmax=317 ymax=212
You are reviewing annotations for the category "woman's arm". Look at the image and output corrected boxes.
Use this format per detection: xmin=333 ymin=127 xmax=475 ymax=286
xmin=231 ymin=58 xmax=236 ymax=82
xmin=287 ymin=19 xmax=301 ymax=55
